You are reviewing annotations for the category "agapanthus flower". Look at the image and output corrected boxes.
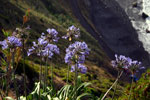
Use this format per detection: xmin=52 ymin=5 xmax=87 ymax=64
xmin=46 ymin=28 xmax=59 ymax=42
xmin=111 ymin=54 xmax=145 ymax=74
xmin=111 ymin=54 xmax=130 ymax=70
xmin=41 ymin=43 xmax=59 ymax=58
xmin=71 ymin=64 xmax=87 ymax=74
xmin=27 ymin=32 xmax=59 ymax=58
xmin=27 ymin=33 xmax=48 ymax=56
xmin=128 ymin=60 xmax=145 ymax=74
xmin=0 ymin=40 xmax=8 ymax=50
xmin=62 ymin=25 xmax=80 ymax=41
xmin=65 ymin=41 xmax=90 ymax=64
xmin=65 ymin=41 xmax=90 ymax=74
xmin=12 ymin=26 xmax=30 ymax=39
xmin=38 ymin=36 xmax=48 ymax=46
xmin=0 ymin=36 xmax=22 ymax=50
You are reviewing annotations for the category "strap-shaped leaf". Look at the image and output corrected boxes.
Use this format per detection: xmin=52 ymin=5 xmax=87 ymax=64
xmin=76 ymin=93 xmax=92 ymax=100
xmin=31 ymin=82 xmax=40 ymax=95
xmin=19 ymin=96 xmax=26 ymax=100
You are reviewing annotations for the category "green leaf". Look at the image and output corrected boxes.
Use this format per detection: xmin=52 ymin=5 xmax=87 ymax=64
xmin=2 ymin=29 xmax=10 ymax=37
xmin=57 ymin=85 xmax=72 ymax=100
xmin=76 ymin=93 xmax=92 ymax=100
xmin=19 ymin=96 xmax=26 ymax=100
xmin=31 ymin=82 xmax=40 ymax=95
xmin=53 ymin=97 xmax=60 ymax=100
xmin=1 ymin=57 xmax=7 ymax=66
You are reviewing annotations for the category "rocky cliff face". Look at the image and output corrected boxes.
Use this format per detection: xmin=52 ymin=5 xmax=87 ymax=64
xmin=69 ymin=0 xmax=150 ymax=66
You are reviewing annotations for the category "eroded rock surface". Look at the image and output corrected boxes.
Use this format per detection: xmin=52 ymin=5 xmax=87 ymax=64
xmin=70 ymin=0 xmax=150 ymax=66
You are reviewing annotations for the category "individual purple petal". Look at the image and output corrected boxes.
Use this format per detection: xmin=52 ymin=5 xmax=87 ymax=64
xmin=27 ymin=46 xmax=35 ymax=56
xmin=111 ymin=60 xmax=116 ymax=67
xmin=38 ymin=37 xmax=48 ymax=45
xmin=139 ymin=66 xmax=145 ymax=69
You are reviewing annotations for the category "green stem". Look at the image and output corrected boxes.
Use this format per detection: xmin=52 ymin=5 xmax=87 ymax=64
xmin=74 ymin=62 xmax=78 ymax=100
xmin=12 ymin=51 xmax=19 ymax=100
xmin=44 ymin=56 xmax=48 ymax=91
xmin=101 ymin=71 xmax=123 ymax=100
xmin=5 ymin=63 xmax=8 ymax=95
xmin=67 ymin=64 xmax=70 ymax=84
xmin=6 ymin=50 xmax=10 ymax=96
xmin=128 ymin=75 xmax=134 ymax=100
xmin=23 ymin=39 xmax=27 ymax=100
xmin=1 ymin=77 xmax=4 ymax=99
xmin=112 ymin=71 xmax=120 ymax=100
xmin=0 ymin=90 xmax=3 ymax=100
xmin=39 ymin=52 xmax=42 ymax=100
xmin=51 ymin=63 xmax=53 ymax=90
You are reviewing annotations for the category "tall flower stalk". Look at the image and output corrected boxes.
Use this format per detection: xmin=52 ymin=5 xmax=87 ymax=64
xmin=64 ymin=41 xmax=90 ymax=100
xmin=44 ymin=54 xmax=49 ymax=91
xmin=101 ymin=70 xmax=123 ymax=100
xmin=128 ymin=75 xmax=134 ymax=100
xmin=0 ymin=35 xmax=22 ymax=100
xmin=127 ymin=60 xmax=145 ymax=100
xmin=50 ymin=62 xmax=53 ymax=90
xmin=111 ymin=71 xmax=119 ymax=100
xmin=12 ymin=50 xmax=19 ymax=100
xmin=14 ymin=26 xmax=30 ymax=99
xmin=27 ymin=28 xmax=59 ymax=93
xmin=101 ymin=54 xmax=145 ymax=100
xmin=102 ymin=55 xmax=131 ymax=100
xmin=62 ymin=25 xmax=80 ymax=84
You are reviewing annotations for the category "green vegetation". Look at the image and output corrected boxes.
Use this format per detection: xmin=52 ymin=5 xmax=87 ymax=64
xmin=119 ymin=69 xmax=150 ymax=100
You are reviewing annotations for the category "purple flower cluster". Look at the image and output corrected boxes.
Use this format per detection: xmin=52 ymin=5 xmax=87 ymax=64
xmin=41 ymin=44 xmax=59 ymax=58
xmin=38 ymin=33 xmax=48 ymax=46
xmin=46 ymin=28 xmax=59 ymax=42
xmin=0 ymin=36 xmax=22 ymax=50
xmin=111 ymin=54 xmax=130 ymax=70
xmin=62 ymin=25 xmax=80 ymax=40
xmin=27 ymin=33 xmax=48 ymax=56
xmin=71 ymin=64 xmax=87 ymax=74
xmin=27 ymin=29 xmax=59 ymax=58
xmin=128 ymin=60 xmax=145 ymax=73
xmin=111 ymin=54 xmax=145 ymax=74
xmin=65 ymin=41 xmax=90 ymax=73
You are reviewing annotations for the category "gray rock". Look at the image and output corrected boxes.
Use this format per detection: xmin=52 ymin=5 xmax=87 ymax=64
xmin=70 ymin=0 xmax=150 ymax=67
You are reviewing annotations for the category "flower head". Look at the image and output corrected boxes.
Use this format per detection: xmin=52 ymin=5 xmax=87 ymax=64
xmin=46 ymin=28 xmax=59 ymax=42
xmin=0 ymin=36 xmax=22 ymax=50
xmin=0 ymin=40 xmax=8 ymax=50
xmin=111 ymin=54 xmax=130 ymax=70
xmin=27 ymin=32 xmax=59 ymax=58
xmin=27 ymin=32 xmax=48 ymax=56
xmin=42 ymin=43 xmax=59 ymax=58
xmin=62 ymin=25 xmax=80 ymax=41
xmin=65 ymin=41 xmax=90 ymax=64
xmin=65 ymin=41 xmax=90 ymax=74
xmin=111 ymin=54 xmax=145 ymax=74
xmin=128 ymin=60 xmax=145 ymax=74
